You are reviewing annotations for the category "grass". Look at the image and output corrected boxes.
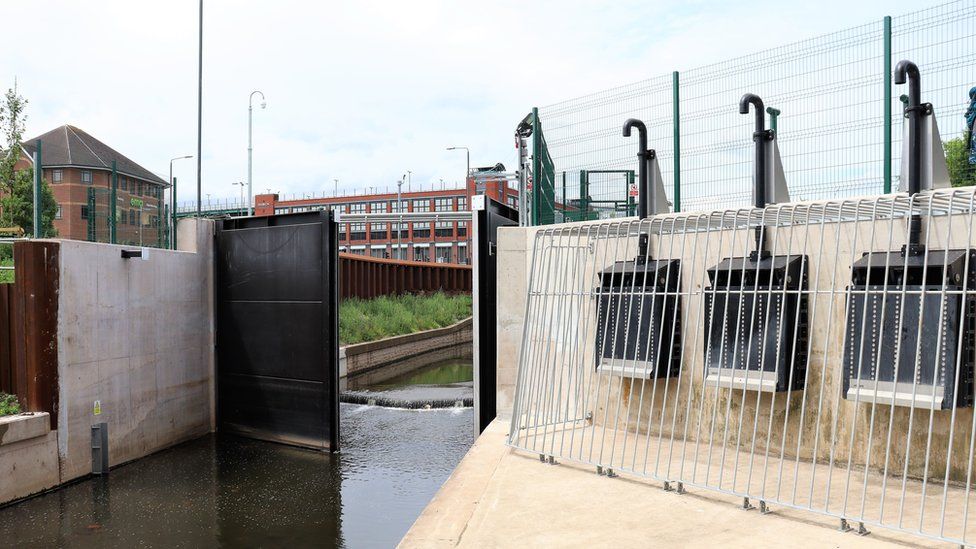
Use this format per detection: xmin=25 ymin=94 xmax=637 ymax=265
xmin=0 ymin=259 xmax=12 ymax=284
xmin=0 ymin=393 xmax=21 ymax=416
xmin=339 ymin=292 xmax=472 ymax=345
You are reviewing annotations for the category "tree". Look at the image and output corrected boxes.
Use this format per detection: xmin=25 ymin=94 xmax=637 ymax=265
xmin=946 ymin=135 xmax=976 ymax=188
xmin=0 ymin=85 xmax=58 ymax=237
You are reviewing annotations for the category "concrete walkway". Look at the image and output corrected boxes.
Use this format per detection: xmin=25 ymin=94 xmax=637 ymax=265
xmin=401 ymin=420 xmax=951 ymax=548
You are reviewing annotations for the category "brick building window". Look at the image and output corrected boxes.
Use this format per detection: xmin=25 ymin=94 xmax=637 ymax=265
xmin=414 ymin=245 xmax=431 ymax=262
xmin=412 ymin=199 xmax=430 ymax=212
xmin=55 ymin=206 xmax=62 ymax=219
xmin=369 ymin=223 xmax=388 ymax=240
xmin=349 ymin=203 xmax=366 ymax=214
xmin=349 ymin=223 xmax=366 ymax=241
xmin=435 ymin=198 xmax=453 ymax=211
xmin=435 ymin=221 xmax=453 ymax=237
xmin=81 ymin=205 xmax=89 ymax=219
xmin=412 ymin=222 xmax=430 ymax=239
xmin=81 ymin=170 xmax=92 ymax=184
xmin=435 ymin=245 xmax=452 ymax=263
xmin=458 ymin=222 xmax=468 ymax=237
xmin=458 ymin=196 xmax=468 ymax=210
xmin=52 ymin=169 xmax=63 ymax=183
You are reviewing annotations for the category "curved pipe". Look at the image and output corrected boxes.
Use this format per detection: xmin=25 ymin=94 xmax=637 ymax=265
xmin=623 ymin=118 xmax=649 ymax=219
xmin=895 ymin=60 xmax=924 ymax=248
xmin=740 ymin=93 xmax=769 ymax=254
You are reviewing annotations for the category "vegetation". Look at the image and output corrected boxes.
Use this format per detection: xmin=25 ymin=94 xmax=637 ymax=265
xmin=946 ymin=135 xmax=976 ymax=188
xmin=0 ymin=393 xmax=20 ymax=416
xmin=0 ymin=84 xmax=58 ymax=238
xmin=339 ymin=292 xmax=472 ymax=345
xmin=0 ymin=257 xmax=11 ymax=283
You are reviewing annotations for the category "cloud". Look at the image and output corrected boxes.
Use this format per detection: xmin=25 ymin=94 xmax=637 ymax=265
xmin=0 ymin=0 xmax=922 ymax=206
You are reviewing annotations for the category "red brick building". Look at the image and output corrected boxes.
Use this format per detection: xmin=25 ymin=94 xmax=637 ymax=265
xmin=14 ymin=125 xmax=168 ymax=244
xmin=251 ymin=166 xmax=518 ymax=264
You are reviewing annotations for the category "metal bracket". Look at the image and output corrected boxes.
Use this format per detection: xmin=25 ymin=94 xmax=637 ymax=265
xmin=742 ymin=497 xmax=755 ymax=511
xmin=605 ymin=468 xmax=617 ymax=478
xmin=856 ymin=522 xmax=870 ymax=536
xmin=839 ymin=518 xmax=852 ymax=532
xmin=759 ymin=500 xmax=770 ymax=515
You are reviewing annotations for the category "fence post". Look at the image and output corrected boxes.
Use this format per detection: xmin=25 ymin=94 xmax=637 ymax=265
xmin=87 ymin=188 xmax=95 ymax=241
xmin=672 ymin=71 xmax=681 ymax=213
xmin=172 ymin=177 xmax=178 ymax=249
xmin=110 ymin=160 xmax=118 ymax=244
xmin=883 ymin=15 xmax=892 ymax=194
xmin=32 ymin=140 xmax=42 ymax=237
xmin=531 ymin=106 xmax=540 ymax=225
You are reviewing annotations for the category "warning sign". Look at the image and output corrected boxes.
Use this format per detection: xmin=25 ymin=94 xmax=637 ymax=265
xmin=628 ymin=183 xmax=639 ymax=197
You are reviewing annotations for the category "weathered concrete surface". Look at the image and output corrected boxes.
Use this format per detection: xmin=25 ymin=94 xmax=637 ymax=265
xmin=342 ymin=317 xmax=472 ymax=381
xmin=55 ymin=218 xmax=215 ymax=483
xmin=401 ymin=419 xmax=943 ymax=548
xmin=0 ymin=414 xmax=58 ymax=504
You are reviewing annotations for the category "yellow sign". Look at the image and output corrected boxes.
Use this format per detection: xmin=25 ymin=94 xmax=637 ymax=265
xmin=93 ymin=400 xmax=102 ymax=415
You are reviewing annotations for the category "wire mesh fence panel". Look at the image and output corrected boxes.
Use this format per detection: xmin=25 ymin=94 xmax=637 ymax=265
xmin=539 ymin=75 xmax=674 ymax=221
xmin=891 ymin=1 xmax=976 ymax=191
xmin=529 ymin=1 xmax=976 ymax=217
xmin=509 ymin=187 xmax=976 ymax=545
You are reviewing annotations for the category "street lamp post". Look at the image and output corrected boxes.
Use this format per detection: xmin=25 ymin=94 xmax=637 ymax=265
xmin=397 ymin=178 xmax=404 ymax=259
xmin=232 ymin=181 xmax=246 ymax=216
xmin=169 ymin=154 xmax=193 ymax=249
xmin=248 ymin=90 xmax=267 ymax=216
xmin=446 ymin=146 xmax=470 ymax=189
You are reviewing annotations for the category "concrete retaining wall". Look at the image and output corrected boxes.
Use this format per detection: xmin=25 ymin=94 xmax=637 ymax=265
xmin=341 ymin=317 xmax=472 ymax=386
xmin=0 ymin=219 xmax=215 ymax=506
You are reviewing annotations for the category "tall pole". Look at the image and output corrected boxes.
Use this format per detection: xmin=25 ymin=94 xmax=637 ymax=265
xmin=672 ymin=71 xmax=681 ymax=213
xmin=248 ymin=90 xmax=266 ymax=216
xmin=883 ymin=15 xmax=893 ymax=194
xmin=170 ymin=155 xmax=192 ymax=249
xmin=32 ymin=140 xmax=42 ymax=237
xmin=110 ymin=160 xmax=118 ymax=244
xmin=447 ymin=146 xmax=470 ymax=192
xmin=397 ymin=179 xmax=403 ymax=258
xmin=196 ymin=0 xmax=203 ymax=217
xmin=334 ymin=178 xmax=338 ymax=196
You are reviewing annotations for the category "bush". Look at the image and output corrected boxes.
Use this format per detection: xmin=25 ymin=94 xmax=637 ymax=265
xmin=0 ymin=393 xmax=20 ymax=416
xmin=339 ymin=292 xmax=472 ymax=345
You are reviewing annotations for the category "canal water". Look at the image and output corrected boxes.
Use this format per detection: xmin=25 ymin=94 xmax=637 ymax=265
xmin=0 ymin=361 xmax=475 ymax=548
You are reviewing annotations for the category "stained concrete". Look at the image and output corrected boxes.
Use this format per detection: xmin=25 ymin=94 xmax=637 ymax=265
xmin=401 ymin=419 xmax=947 ymax=548
xmin=0 ymin=413 xmax=59 ymax=503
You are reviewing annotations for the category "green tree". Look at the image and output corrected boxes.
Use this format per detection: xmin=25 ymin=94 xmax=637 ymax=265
xmin=0 ymin=85 xmax=58 ymax=237
xmin=946 ymin=135 xmax=976 ymax=188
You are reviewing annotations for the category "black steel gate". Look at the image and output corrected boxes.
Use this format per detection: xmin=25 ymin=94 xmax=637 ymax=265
xmin=215 ymin=211 xmax=339 ymax=451
xmin=474 ymin=198 xmax=519 ymax=434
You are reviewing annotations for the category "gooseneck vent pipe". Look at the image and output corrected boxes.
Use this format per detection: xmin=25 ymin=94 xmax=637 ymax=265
xmin=623 ymin=118 xmax=651 ymax=259
xmin=894 ymin=59 xmax=925 ymax=250
xmin=739 ymin=93 xmax=773 ymax=254
xmin=622 ymin=118 xmax=650 ymax=220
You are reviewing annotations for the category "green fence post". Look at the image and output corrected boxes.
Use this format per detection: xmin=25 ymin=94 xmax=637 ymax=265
xmin=531 ymin=107 xmax=540 ymax=225
xmin=883 ymin=15 xmax=892 ymax=194
xmin=110 ymin=160 xmax=118 ymax=244
xmin=767 ymin=107 xmax=781 ymax=134
xmin=672 ymin=71 xmax=681 ymax=213
xmin=87 ymin=187 xmax=95 ymax=242
xmin=561 ymin=171 xmax=566 ymax=220
xmin=172 ymin=176 xmax=178 ymax=249
xmin=157 ymin=187 xmax=163 ymax=249
xmin=32 ymin=140 xmax=42 ymax=237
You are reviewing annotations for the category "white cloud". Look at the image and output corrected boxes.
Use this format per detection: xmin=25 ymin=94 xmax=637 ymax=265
xmin=0 ymin=0 xmax=922 ymax=206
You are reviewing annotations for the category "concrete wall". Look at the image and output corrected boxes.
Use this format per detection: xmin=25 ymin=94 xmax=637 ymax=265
xmin=495 ymin=205 xmax=976 ymax=481
xmin=0 ymin=218 xmax=216 ymax=505
xmin=341 ymin=317 xmax=472 ymax=386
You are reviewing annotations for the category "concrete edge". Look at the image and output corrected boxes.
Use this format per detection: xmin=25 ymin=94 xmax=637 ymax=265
xmin=342 ymin=316 xmax=473 ymax=356
xmin=0 ymin=413 xmax=51 ymax=447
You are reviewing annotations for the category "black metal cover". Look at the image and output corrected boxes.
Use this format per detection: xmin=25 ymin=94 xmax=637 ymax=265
xmin=595 ymin=258 xmax=682 ymax=378
xmin=215 ymin=211 xmax=340 ymax=451
xmin=476 ymin=199 xmax=518 ymax=434
xmin=703 ymin=254 xmax=809 ymax=392
xmin=842 ymin=249 xmax=976 ymax=409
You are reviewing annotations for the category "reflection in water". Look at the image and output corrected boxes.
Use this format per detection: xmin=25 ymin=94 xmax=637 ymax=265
xmin=0 ymin=404 xmax=473 ymax=548
xmin=370 ymin=359 xmax=474 ymax=390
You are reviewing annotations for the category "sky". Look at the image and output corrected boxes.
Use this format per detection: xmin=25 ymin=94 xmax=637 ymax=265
xmin=1 ymin=0 xmax=924 ymax=207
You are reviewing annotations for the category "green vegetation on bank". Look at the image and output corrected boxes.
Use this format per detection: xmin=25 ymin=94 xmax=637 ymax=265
xmin=0 ymin=393 xmax=20 ymax=416
xmin=339 ymin=292 xmax=472 ymax=345
xmin=1 ymin=258 xmax=12 ymax=283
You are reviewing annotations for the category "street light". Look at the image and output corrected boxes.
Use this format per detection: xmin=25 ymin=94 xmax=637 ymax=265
xmin=248 ymin=90 xmax=267 ymax=216
xmin=334 ymin=179 xmax=339 ymax=196
xmin=169 ymin=154 xmax=193 ymax=248
xmin=232 ymin=181 xmax=246 ymax=215
xmin=397 ymin=178 xmax=404 ymax=258
xmin=446 ymin=146 xmax=470 ymax=189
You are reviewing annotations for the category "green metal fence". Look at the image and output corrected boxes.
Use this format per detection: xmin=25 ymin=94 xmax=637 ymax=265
xmin=86 ymin=186 xmax=170 ymax=248
xmin=528 ymin=0 xmax=976 ymax=222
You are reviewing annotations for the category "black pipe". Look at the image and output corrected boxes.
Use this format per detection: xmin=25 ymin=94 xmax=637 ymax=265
xmin=623 ymin=118 xmax=651 ymax=261
xmin=894 ymin=60 xmax=923 ymax=250
xmin=623 ymin=118 xmax=649 ymax=220
xmin=739 ymin=93 xmax=771 ymax=254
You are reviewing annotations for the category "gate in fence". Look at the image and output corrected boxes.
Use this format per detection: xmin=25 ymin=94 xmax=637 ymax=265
xmin=508 ymin=63 xmax=976 ymax=545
